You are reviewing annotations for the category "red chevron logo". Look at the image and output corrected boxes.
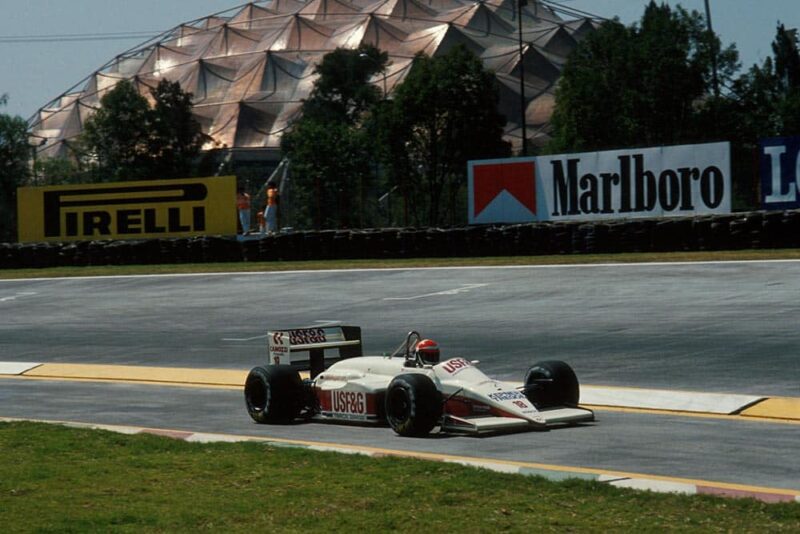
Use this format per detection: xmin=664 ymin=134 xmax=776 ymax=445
xmin=473 ymin=161 xmax=536 ymax=218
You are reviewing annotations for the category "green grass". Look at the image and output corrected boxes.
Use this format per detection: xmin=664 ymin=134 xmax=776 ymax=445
xmin=1 ymin=422 xmax=798 ymax=533
xmin=3 ymin=248 xmax=800 ymax=279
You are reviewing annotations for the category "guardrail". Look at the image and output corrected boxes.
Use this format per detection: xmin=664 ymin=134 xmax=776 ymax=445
xmin=2 ymin=210 xmax=799 ymax=269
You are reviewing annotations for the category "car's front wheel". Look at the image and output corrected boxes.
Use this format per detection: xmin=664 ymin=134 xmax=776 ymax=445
xmin=385 ymin=373 xmax=441 ymax=437
xmin=523 ymin=360 xmax=580 ymax=408
xmin=244 ymin=365 xmax=303 ymax=423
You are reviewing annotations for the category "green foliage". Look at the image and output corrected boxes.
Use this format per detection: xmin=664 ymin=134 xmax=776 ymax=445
xmin=81 ymin=79 xmax=204 ymax=181
xmin=282 ymin=119 xmax=373 ymax=229
xmin=148 ymin=80 xmax=206 ymax=178
xmin=381 ymin=45 xmax=510 ymax=226
xmin=770 ymin=25 xmax=800 ymax=135
xmin=548 ymin=1 xmax=739 ymax=152
xmin=281 ymin=44 xmax=387 ymax=229
xmin=304 ymin=44 xmax=387 ymax=125
xmin=0 ymin=96 xmax=31 ymax=241
xmin=550 ymin=2 xmax=800 ymax=158
xmin=34 ymin=156 xmax=87 ymax=186
xmin=1 ymin=422 xmax=799 ymax=531
xmin=282 ymin=44 xmax=508 ymax=229
xmin=82 ymin=80 xmax=152 ymax=181
xmin=707 ymin=23 xmax=800 ymax=145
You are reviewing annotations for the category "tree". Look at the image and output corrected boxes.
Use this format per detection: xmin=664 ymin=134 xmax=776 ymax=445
xmin=81 ymin=80 xmax=152 ymax=181
xmin=281 ymin=44 xmax=387 ymax=229
xmin=772 ymin=25 xmax=800 ymax=135
xmin=148 ymin=80 xmax=206 ymax=178
xmin=281 ymin=120 xmax=373 ymax=229
xmin=548 ymin=1 xmax=738 ymax=152
xmin=381 ymin=45 xmax=510 ymax=226
xmin=547 ymin=20 xmax=638 ymax=152
xmin=0 ymin=95 xmax=31 ymax=241
xmin=304 ymin=44 xmax=387 ymax=124
xmin=718 ymin=24 xmax=800 ymax=143
xmin=81 ymin=79 xmax=204 ymax=181
xmin=283 ymin=44 xmax=509 ymax=229
xmin=34 ymin=156 xmax=87 ymax=186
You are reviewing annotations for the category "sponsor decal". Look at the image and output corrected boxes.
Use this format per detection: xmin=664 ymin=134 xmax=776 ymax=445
xmin=488 ymin=391 xmax=527 ymax=402
xmin=548 ymin=154 xmax=725 ymax=217
xmin=441 ymin=358 xmax=472 ymax=375
xmin=269 ymin=330 xmax=290 ymax=365
xmin=331 ymin=390 xmax=366 ymax=415
xmin=17 ymin=176 xmax=236 ymax=243
xmin=760 ymin=136 xmax=800 ymax=210
xmin=318 ymin=374 xmax=341 ymax=381
xmin=468 ymin=143 xmax=731 ymax=224
xmin=539 ymin=142 xmax=731 ymax=221
xmin=469 ymin=158 xmax=536 ymax=223
xmin=316 ymin=388 xmax=377 ymax=420
xmin=445 ymin=396 xmax=488 ymax=417
xmin=288 ymin=328 xmax=327 ymax=345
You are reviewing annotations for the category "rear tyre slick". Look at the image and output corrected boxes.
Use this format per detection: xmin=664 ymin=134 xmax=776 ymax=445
xmin=244 ymin=365 xmax=303 ymax=424
xmin=385 ymin=373 xmax=441 ymax=437
xmin=523 ymin=360 xmax=580 ymax=409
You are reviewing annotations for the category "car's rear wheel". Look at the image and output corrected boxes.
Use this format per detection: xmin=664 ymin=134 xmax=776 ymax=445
xmin=244 ymin=365 xmax=303 ymax=423
xmin=523 ymin=360 xmax=580 ymax=408
xmin=385 ymin=373 xmax=441 ymax=437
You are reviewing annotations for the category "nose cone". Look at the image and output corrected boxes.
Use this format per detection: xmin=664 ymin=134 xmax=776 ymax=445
xmin=528 ymin=412 xmax=546 ymax=425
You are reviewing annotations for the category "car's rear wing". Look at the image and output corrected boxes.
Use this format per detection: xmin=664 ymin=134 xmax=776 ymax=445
xmin=268 ymin=325 xmax=362 ymax=378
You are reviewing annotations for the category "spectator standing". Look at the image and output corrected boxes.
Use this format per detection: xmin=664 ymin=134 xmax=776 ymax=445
xmin=237 ymin=187 xmax=251 ymax=234
xmin=264 ymin=181 xmax=280 ymax=234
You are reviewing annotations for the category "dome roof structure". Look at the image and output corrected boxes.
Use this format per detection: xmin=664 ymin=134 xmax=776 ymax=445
xmin=28 ymin=0 xmax=600 ymax=162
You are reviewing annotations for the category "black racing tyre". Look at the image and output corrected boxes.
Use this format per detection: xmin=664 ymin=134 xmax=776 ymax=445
xmin=523 ymin=360 xmax=580 ymax=409
xmin=244 ymin=365 xmax=304 ymax=424
xmin=385 ymin=373 xmax=441 ymax=437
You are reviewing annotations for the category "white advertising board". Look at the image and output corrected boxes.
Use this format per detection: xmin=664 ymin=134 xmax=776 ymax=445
xmin=536 ymin=142 xmax=731 ymax=222
xmin=467 ymin=142 xmax=732 ymax=224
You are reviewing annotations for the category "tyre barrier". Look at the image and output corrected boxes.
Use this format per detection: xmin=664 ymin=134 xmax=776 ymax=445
xmin=2 ymin=210 xmax=800 ymax=269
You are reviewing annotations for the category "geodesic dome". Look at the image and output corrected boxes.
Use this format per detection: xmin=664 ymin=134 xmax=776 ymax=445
xmin=28 ymin=0 xmax=599 ymax=162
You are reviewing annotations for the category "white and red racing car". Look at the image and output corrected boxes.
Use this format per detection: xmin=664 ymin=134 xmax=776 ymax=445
xmin=244 ymin=325 xmax=594 ymax=436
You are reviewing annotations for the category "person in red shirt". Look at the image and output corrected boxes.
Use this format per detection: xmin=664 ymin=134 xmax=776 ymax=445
xmin=264 ymin=181 xmax=279 ymax=234
xmin=236 ymin=187 xmax=251 ymax=234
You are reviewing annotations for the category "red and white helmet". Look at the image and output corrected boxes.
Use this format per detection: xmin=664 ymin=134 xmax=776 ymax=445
xmin=416 ymin=338 xmax=440 ymax=364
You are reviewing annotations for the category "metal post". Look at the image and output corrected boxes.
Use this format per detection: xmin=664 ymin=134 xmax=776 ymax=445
xmin=517 ymin=0 xmax=528 ymax=156
xmin=704 ymin=0 xmax=720 ymax=98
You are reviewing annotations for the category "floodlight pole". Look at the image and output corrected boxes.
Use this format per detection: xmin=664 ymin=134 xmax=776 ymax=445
xmin=28 ymin=134 xmax=47 ymax=185
xmin=704 ymin=0 xmax=720 ymax=98
xmin=517 ymin=0 xmax=528 ymax=156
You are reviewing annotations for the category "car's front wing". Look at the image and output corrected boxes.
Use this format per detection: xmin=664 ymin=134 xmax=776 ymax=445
xmin=441 ymin=406 xmax=594 ymax=434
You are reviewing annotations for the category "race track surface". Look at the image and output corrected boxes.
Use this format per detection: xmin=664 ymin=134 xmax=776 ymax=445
xmin=1 ymin=261 xmax=799 ymax=497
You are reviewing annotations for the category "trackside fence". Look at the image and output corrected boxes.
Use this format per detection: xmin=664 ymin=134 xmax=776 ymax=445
xmin=1 ymin=210 xmax=799 ymax=269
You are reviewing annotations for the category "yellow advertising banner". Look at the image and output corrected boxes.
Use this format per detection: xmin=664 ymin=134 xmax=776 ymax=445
xmin=17 ymin=176 xmax=237 ymax=243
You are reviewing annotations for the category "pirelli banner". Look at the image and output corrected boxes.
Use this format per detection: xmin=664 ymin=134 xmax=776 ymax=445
xmin=17 ymin=176 xmax=237 ymax=243
xmin=469 ymin=142 xmax=731 ymax=224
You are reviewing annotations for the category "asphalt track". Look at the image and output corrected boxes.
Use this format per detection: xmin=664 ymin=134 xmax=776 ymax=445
xmin=1 ymin=261 xmax=799 ymax=500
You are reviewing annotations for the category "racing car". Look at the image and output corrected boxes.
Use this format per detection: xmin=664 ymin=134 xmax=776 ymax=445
xmin=244 ymin=325 xmax=594 ymax=436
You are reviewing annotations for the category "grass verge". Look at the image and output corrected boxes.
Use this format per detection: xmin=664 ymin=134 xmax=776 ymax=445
xmin=2 ymin=249 xmax=800 ymax=279
xmin=1 ymin=422 xmax=798 ymax=532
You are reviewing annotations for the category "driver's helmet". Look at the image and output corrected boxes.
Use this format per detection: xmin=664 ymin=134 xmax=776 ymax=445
xmin=415 ymin=338 xmax=440 ymax=364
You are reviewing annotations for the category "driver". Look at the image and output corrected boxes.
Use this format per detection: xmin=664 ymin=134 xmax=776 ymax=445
xmin=415 ymin=338 xmax=440 ymax=364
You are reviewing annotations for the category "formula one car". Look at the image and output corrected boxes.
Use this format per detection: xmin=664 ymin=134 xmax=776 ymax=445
xmin=244 ymin=325 xmax=594 ymax=436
